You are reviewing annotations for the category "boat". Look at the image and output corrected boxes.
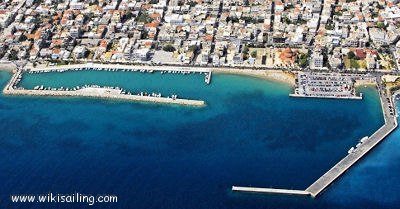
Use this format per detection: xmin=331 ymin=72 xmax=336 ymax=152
xmin=360 ymin=136 xmax=368 ymax=143
xmin=356 ymin=142 xmax=362 ymax=148
xmin=348 ymin=147 xmax=355 ymax=154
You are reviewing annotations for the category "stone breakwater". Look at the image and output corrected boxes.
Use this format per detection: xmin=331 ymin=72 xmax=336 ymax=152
xmin=3 ymin=71 xmax=205 ymax=107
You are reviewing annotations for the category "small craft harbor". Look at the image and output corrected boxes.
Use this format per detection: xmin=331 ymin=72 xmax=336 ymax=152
xmin=1 ymin=63 xmax=400 ymax=198
xmin=3 ymin=65 xmax=209 ymax=107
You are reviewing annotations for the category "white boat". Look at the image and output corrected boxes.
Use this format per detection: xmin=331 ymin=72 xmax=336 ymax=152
xmin=356 ymin=142 xmax=362 ymax=148
xmin=348 ymin=147 xmax=355 ymax=154
xmin=360 ymin=136 xmax=368 ymax=143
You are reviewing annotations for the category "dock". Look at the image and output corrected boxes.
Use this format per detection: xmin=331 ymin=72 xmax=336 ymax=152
xmin=233 ymin=76 xmax=398 ymax=198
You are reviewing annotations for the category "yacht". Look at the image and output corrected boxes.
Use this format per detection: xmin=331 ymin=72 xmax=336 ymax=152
xmin=356 ymin=142 xmax=362 ymax=148
xmin=348 ymin=147 xmax=355 ymax=154
xmin=360 ymin=136 xmax=368 ymax=143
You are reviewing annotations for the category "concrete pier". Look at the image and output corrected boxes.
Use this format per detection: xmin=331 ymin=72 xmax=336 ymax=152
xmin=233 ymin=76 xmax=398 ymax=198
xmin=4 ymin=87 xmax=206 ymax=106
xmin=232 ymin=186 xmax=310 ymax=196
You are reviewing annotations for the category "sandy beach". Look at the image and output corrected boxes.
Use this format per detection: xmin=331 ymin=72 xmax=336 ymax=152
xmin=211 ymin=68 xmax=296 ymax=86
xmin=354 ymin=79 xmax=377 ymax=87
xmin=0 ymin=62 xmax=17 ymax=72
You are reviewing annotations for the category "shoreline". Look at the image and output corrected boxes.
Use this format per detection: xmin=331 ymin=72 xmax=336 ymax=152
xmin=211 ymin=68 xmax=296 ymax=86
xmin=354 ymin=79 xmax=377 ymax=87
xmin=0 ymin=62 xmax=17 ymax=72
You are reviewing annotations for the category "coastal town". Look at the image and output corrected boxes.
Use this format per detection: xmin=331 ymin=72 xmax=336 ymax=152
xmin=0 ymin=0 xmax=399 ymax=72
xmin=1 ymin=0 xmax=400 ymax=200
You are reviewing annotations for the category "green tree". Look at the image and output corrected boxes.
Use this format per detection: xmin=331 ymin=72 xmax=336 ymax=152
xmin=242 ymin=45 xmax=249 ymax=54
xmin=163 ymin=44 xmax=176 ymax=52
xmin=298 ymin=53 xmax=309 ymax=68
xmin=251 ymin=50 xmax=257 ymax=58
xmin=137 ymin=12 xmax=153 ymax=24
xmin=188 ymin=45 xmax=197 ymax=52
xmin=376 ymin=22 xmax=386 ymax=29
xmin=347 ymin=51 xmax=356 ymax=60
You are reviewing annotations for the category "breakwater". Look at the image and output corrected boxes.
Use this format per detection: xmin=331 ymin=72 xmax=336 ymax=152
xmin=3 ymin=71 xmax=205 ymax=107
xmin=233 ymin=75 xmax=398 ymax=197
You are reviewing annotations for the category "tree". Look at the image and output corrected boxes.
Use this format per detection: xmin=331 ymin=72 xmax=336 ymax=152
xmin=163 ymin=44 xmax=176 ymax=52
xmin=376 ymin=22 xmax=386 ymax=29
xmin=251 ymin=50 xmax=257 ymax=58
xmin=188 ymin=45 xmax=197 ymax=52
xmin=141 ymin=30 xmax=148 ymax=39
xmin=347 ymin=51 xmax=356 ymax=60
xmin=137 ymin=12 xmax=153 ymax=24
xmin=298 ymin=53 xmax=308 ymax=68
xmin=187 ymin=1 xmax=197 ymax=7
xmin=8 ymin=50 xmax=18 ymax=61
xmin=242 ymin=45 xmax=249 ymax=54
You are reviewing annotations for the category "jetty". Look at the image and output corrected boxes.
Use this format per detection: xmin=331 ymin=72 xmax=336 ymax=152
xmin=3 ymin=71 xmax=205 ymax=107
xmin=232 ymin=186 xmax=310 ymax=196
xmin=233 ymin=75 xmax=398 ymax=197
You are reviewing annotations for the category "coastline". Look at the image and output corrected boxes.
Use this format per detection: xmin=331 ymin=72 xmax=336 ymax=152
xmin=26 ymin=63 xmax=297 ymax=86
xmin=212 ymin=68 xmax=296 ymax=86
xmin=0 ymin=62 xmax=17 ymax=72
xmin=354 ymin=79 xmax=377 ymax=87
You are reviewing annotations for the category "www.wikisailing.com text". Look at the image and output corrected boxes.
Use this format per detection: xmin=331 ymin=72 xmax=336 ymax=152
xmin=10 ymin=192 xmax=118 ymax=206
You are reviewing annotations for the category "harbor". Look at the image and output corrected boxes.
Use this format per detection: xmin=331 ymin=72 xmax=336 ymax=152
xmin=233 ymin=75 xmax=399 ymax=197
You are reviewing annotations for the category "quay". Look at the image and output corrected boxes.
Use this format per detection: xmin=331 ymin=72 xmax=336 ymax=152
xmin=27 ymin=63 xmax=212 ymax=85
xmin=3 ymin=71 xmax=205 ymax=107
xmin=233 ymin=75 xmax=398 ymax=198
xmin=27 ymin=63 xmax=213 ymax=73
xmin=232 ymin=186 xmax=310 ymax=196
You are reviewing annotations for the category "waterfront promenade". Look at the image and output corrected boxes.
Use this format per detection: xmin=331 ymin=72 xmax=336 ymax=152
xmin=28 ymin=63 xmax=212 ymax=73
xmin=233 ymin=76 xmax=398 ymax=197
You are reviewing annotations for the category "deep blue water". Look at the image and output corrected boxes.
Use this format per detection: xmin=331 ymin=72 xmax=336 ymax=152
xmin=0 ymin=70 xmax=399 ymax=208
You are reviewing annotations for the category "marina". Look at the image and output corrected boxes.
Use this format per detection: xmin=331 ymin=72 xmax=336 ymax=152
xmin=27 ymin=63 xmax=212 ymax=85
xmin=3 ymin=71 xmax=205 ymax=107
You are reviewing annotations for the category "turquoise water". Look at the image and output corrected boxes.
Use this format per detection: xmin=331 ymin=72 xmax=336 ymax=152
xmin=1 ymin=70 xmax=398 ymax=208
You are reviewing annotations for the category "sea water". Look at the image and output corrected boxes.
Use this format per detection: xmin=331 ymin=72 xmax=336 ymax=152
xmin=0 ymin=70 xmax=398 ymax=208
